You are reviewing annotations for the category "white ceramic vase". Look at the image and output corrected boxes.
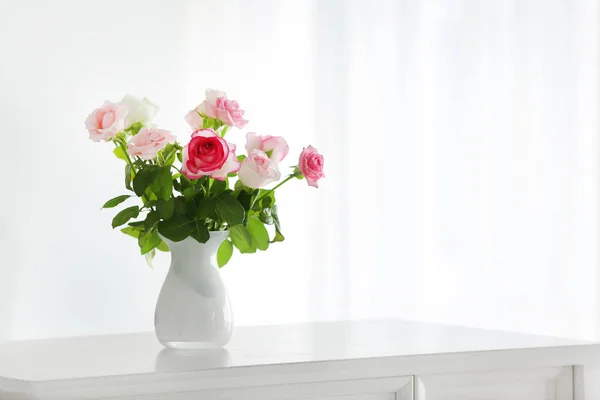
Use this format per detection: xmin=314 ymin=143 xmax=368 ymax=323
xmin=155 ymin=231 xmax=233 ymax=349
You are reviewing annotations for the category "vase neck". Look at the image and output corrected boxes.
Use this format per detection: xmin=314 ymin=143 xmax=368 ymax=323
xmin=163 ymin=232 xmax=229 ymax=265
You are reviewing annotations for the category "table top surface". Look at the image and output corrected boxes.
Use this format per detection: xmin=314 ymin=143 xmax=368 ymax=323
xmin=0 ymin=319 xmax=595 ymax=382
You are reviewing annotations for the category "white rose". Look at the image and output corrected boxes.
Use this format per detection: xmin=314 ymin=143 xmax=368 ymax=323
xmin=238 ymin=150 xmax=281 ymax=188
xmin=184 ymin=104 xmax=205 ymax=130
xmin=120 ymin=95 xmax=159 ymax=129
xmin=184 ymin=89 xmax=227 ymax=130
xmin=205 ymin=88 xmax=226 ymax=104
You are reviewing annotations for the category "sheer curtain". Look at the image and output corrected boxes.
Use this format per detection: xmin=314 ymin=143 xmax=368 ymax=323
xmin=0 ymin=0 xmax=598 ymax=340
xmin=311 ymin=0 xmax=600 ymax=339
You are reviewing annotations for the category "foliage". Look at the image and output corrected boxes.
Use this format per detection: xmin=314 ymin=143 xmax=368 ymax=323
xmin=91 ymin=91 xmax=324 ymax=267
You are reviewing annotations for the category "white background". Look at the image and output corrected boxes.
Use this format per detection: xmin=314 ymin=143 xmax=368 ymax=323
xmin=0 ymin=0 xmax=598 ymax=341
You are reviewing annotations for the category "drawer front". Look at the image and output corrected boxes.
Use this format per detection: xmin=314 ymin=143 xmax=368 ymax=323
xmin=415 ymin=367 xmax=573 ymax=400
xmin=112 ymin=376 xmax=414 ymax=400
xmin=313 ymin=395 xmax=394 ymax=400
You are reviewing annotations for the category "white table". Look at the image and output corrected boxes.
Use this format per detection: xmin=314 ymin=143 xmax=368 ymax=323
xmin=1 ymin=320 xmax=599 ymax=399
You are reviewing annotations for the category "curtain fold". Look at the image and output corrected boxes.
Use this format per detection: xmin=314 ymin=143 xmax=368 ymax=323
xmin=312 ymin=0 xmax=599 ymax=339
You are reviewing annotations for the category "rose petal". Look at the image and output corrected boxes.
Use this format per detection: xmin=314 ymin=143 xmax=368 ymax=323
xmin=237 ymin=150 xmax=281 ymax=189
xmin=185 ymin=110 xmax=204 ymax=130
xmin=245 ymin=133 xmax=262 ymax=154
xmin=211 ymin=148 xmax=241 ymax=181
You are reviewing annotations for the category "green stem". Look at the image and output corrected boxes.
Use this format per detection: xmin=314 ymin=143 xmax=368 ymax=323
xmin=115 ymin=141 xmax=135 ymax=176
xmin=255 ymin=174 xmax=295 ymax=202
xmin=206 ymin=177 xmax=213 ymax=195
xmin=114 ymin=139 xmax=152 ymax=207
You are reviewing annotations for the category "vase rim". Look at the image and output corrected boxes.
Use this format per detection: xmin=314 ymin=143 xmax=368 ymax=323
xmin=208 ymin=230 xmax=230 ymax=240
xmin=159 ymin=230 xmax=230 ymax=247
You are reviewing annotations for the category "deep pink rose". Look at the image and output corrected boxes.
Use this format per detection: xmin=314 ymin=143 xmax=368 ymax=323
xmin=298 ymin=146 xmax=325 ymax=188
xmin=85 ymin=101 xmax=128 ymax=142
xmin=237 ymin=150 xmax=281 ymax=189
xmin=181 ymin=129 xmax=240 ymax=180
xmin=245 ymin=133 xmax=289 ymax=162
xmin=202 ymin=89 xmax=248 ymax=129
xmin=126 ymin=127 xmax=175 ymax=160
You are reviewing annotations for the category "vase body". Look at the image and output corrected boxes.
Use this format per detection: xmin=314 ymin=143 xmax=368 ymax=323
xmin=155 ymin=231 xmax=233 ymax=349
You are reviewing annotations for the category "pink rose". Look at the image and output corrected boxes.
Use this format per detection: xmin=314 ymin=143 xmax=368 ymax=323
xmin=202 ymin=89 xmax=248 ymax=129
xmin=298 ymin=146 xmax=325 ymax=188
xmin=85 ymin=101 xmax=128 ymax=142
xmin=245 ymin=133 xmax=289 ymax=162
xmin=126 ymin=127 xmax=175 ymax=160
xmin=237 ymin=150 xmax=281 ymax=189
xmin=181 ymin=129 xmax=240 ymax=181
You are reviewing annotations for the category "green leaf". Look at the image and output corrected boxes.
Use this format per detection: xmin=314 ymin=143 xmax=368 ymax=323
xmin=144 ymin=249 xmax=156 ymax=268
xmin=293 ymin=166 xmax=304 ymax=179
xmin=245 ymin=241 xmax=257 ymax=253
xmin=157 ymin=197 xmax=175 ymax=219
xmin=158 ymin=214 xmax=193 ymax=242
xmin=179 ymin=175 xmax=193 ymax=192
xmin=128 ymin=220 xmax=145 ymax=227
xmin=112 ymin=206 xmax=140 ymax=228
xmin=174 ymin=196 xmax=188 ymax=215
xmin=113 ymin=146 xmax=128 ymax=161
xmin=259 ymin=208 xmax=274 ymax=225
xmin=126 ymin=122 xmax=144 ymax=135
xmin=265 ymin=191 xmax=276 ymax=208
xmin=236 ymin=190 xmax=254 ymax=211
xmin=196 ymin=196 xmax=217 ymax=219
xmin=252 ymin=190 xmax=275 ymax=211
xmin=125 ymin=164 xmax=133 ymax=191
xmin=156 ymin=239 xmax=170 ymax=252
xmin=265 ymin=149 xmax=273 ymax=158
xmin=217 ymin=239 xmax=233 ymax=268
xmin=234 ymin=179 xmax=246 ymax=193
xmin=121 ymin=226 xmax=142 ymax=238
xmin=210 ymin=179 xmax=227 ymax=196
xmin=151 ymin=166 xmax=173 ymax=201
xmin=271 ymin=205 xmax=282 ymax=232
xmin=144 ymin=210 xmax=161 ymax=230
xmin=229 ymin=225 xmax=252 ymax=253
xmin=190 ymin=221 xmax=210 ymax=244
xmin=173 ymin=181 xmax=181 ymax=193
xmin=143 ymin=198 xmax=157 ymax=208
xmin=271 ymin=205 xmax=285 ymax=243
xmin=183 ymin=187 xmax=195 ymax=201
xmin=133 ymin=166 xmax=159 ymax=197
xmin=139 ymin=229 xmax=161 ymax=255
xmin=271 ymin=230 xmax=285 ymax=243
xmin=237 ymin=154 xmax=247 ymax=163
xmin=202 ymin=117 xmax=213 ymax=129
xmin=262 ymin=192 xmax=274 ymax=208
xmin=220 ymin=125 xmax=229 ymax=138
xmin=177 ymin=150 xmax=183 ymax=163
xmin=246 ymin=218 xmax=269 ymax=251
xmin=216 ymin=194 xmax=246 ymax=226
xmin=158 ymin=143 xmax=177 ymax=166
xmin=102 ymin=195 xmax=131 ymax=209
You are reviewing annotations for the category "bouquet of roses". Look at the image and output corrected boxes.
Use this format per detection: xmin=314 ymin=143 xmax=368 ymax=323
xmin=85 ymin=89 xmax=324 ymax=267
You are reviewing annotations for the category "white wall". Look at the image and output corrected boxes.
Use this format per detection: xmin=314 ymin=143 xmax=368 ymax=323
xmin=0 ymin=0 xmax=317 ymax=340
xmin=0 ymin=0 xmax=598 ymax=341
